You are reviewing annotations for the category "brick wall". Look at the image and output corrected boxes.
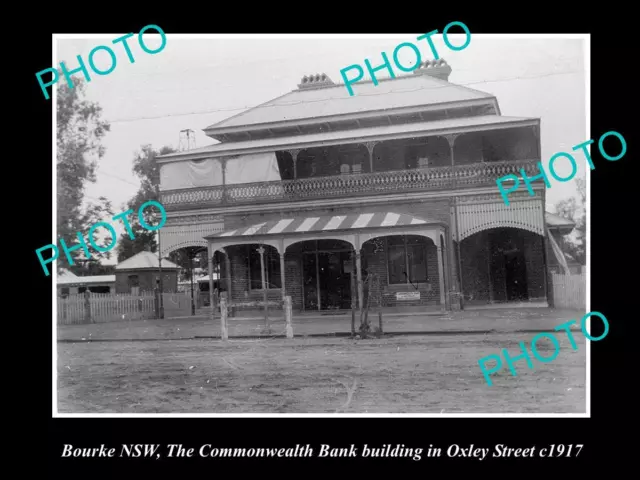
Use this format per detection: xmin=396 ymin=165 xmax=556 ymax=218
xmin=362 ymin=239 xmax=440 ymax=307
xmin=284 ymin=252 xmax=302 ymax=310
xmin=115 ymin=270 xmax=178 ymax=294
xmin=523 ymin=231 xmax=545 ymax=300
xmin=460 ymin=231 xmax=491 ymax=302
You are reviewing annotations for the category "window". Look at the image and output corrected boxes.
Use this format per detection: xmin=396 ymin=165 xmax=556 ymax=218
xmin=248 ymin=245 xmax=281 ymax=289
xmin=386 ymin=235 xmax=429 ymax=285
xmin=128 ymin=275 xmax=140 ymax=295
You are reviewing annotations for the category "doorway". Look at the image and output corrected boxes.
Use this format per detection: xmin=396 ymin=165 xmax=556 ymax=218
xmin=504 ymin=250 xmax=528 ymax=301
xmin=301 ymin=240 xmax=353 ymax=311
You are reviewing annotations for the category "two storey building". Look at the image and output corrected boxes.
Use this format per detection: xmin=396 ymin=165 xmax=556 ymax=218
xmin=157 ymin=59 xmax=573 ymax=314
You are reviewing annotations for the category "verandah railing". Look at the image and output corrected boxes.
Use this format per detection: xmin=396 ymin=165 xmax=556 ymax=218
xmin=161 ymin=159 xmax=540 ymax=208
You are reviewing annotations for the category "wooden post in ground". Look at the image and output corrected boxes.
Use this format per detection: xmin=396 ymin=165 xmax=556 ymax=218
xmin=257 ymin=246 xmax=270 ymax=334
xmin=83 ymin=290 xmax=91 ymax=324
xmin=284 ymin=296 xmax=293 ymax=338
xmin=208 ymin=252 xmax=216 ymax=319
xmin=350 ymin=250 xmax=356 ymax=336
xmin=220 ymin=295 xmax=228 ymax=341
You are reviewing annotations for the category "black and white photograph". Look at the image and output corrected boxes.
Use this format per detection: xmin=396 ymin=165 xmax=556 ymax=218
xmin=52 ymin=33 xmax=589 ymax=415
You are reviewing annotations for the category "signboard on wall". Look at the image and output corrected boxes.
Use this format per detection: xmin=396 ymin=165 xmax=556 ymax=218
xmin=396 ymin=291 xmax=420 ymax=301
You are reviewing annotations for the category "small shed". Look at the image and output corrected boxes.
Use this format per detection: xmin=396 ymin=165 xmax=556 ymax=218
xmin=115 ymin=251 xmax=181 ymax=294
xmin=57 ymin=269 xmax=116 ymax=296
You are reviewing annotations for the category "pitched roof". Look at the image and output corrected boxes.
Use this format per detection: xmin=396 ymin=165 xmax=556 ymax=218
xmin=58 ymin=268 xmax=78 ymax=281
xmin=545 ymin=212 xmax=575 ymax=235
xmin=115 ymin=251 xmax=181 ymax=271
xmin=205 ymin=73 xmax=496 ymax=131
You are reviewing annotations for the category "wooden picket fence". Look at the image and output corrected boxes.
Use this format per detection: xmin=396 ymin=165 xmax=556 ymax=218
xmin=57 ymin=292 xmax=191 ymax=325
xmin=162 ymin=292 xmax=193 ymax=318
xmin=551 ymin=272 xmax=586 ymax=310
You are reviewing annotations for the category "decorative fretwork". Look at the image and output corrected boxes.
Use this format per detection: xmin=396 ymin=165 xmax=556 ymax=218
xmin=165 ymin=213 xmax=224 ymax=226
xmin=159 ymin=159 xmax=541 ymax=209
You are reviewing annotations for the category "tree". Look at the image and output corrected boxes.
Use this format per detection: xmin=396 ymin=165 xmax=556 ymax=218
xmin=554 ymin=176 xmax=586 ymax=265
xmin=116 ymin=145 xmax=176 ymax=262
xmin=57 ymin=77 xmax=113 ymax=272
xmin=169 ymin=248 xmax=208 ymax=282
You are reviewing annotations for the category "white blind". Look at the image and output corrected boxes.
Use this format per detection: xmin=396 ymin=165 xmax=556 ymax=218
xmin=159 ymin=159 xmax=223 ymax=191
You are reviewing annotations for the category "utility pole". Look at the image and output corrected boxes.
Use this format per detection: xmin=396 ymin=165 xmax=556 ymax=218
xmin=178 ymin=129 xmax=196 ymax=152
xmin=189 ymin=248 xmax=196 ymax=316
xmin=155 ymin=172 xmax=165 ymax=319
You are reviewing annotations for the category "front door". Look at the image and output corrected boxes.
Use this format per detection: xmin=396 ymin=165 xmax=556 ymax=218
xmin=302 ymin=249 xmax=352 ymax=310
xmin=504 ymin=251 xmax=528 ymax=301
xmin=318 ymin=251 xmax=351 ymax=310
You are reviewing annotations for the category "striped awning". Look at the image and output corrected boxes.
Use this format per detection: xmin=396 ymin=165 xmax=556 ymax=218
xmin=210 ymin=212 xmax=436 ymax=239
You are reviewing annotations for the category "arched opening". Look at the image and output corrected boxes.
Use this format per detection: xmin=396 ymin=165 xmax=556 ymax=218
xmin=460 ymin=227 xmax=546 ymax=305
xmin=286 ymin=239 xmax=354 ymax=311
xmin=220 ymin=244 xmax=282 ymax=301
xmin=167 ymin=245 xmax=209 ymax=311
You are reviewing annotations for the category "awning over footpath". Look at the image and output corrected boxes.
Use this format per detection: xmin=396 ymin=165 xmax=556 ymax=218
xmin=210 ymin=212 xmax=439 ymax=239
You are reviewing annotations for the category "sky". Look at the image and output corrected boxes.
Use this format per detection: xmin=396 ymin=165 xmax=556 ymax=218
xmin=56 ymin=35 xmax=587 ymax=265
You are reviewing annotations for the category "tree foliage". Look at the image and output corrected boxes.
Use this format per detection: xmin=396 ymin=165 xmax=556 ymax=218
xmin=554 ymin=177 xmax=586 ymax=265
xmin=169 ymin=248 xmax=208 ymax=282
xmin=57 ymin=78 xmax=113 ymax=270
xmin=116 ymin=145 xmax=176 ymax=262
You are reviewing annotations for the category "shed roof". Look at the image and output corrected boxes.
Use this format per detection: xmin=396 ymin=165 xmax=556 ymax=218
xmin=545 ymin=212 xmax=576 ymax=235
xmin=57 ymin=275 xmax=116 ymax=286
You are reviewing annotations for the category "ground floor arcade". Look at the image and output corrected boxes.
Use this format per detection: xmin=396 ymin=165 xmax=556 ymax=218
xmin=204 ymin=211 xmax=552 ymax=313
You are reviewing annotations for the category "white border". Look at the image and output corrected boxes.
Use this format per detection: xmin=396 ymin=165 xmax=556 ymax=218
xmin=52 ymin=33 xmax=591 ymax=418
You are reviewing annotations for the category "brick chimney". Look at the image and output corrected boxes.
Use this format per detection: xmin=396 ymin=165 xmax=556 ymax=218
xmin=297 ymin=73 xmax=335 ymax=90
xmin=412 ymin=59 xmax=452 ymax=81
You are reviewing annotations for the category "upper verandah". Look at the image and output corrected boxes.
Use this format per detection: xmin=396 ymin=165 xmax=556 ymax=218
xmin=156 ymin=60 xmax=542 ymax=165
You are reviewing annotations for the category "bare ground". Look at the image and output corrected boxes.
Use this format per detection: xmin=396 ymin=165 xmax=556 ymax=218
xmin=57 ymin=332 xmax=586 ymax=414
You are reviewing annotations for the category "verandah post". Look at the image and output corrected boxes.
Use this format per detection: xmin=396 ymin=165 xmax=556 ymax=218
xmin=350 ymin=250 xmax=356 ymax=336
xmin=257 ymin=245 xmax=270 ymax=334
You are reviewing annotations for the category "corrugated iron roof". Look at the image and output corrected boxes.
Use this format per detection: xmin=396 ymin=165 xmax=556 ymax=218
xmin=206 ymin=73 xmax=495 ymax=130
xmin=545 ymin=212 xmax=575 ymax=236
xmin=159 ymin=115 xmax=537 ymax=160
xmin=115 ymin=251 xmax=181 ymax=271
xmin=208 ymin=212 xmax=441 ymax=240
xmin=58 ymin=269 xmax=79 ymax=281
xmin=57 ymin=275 xmax=116 ymax=286
xmin=545 ymin=212 xmax=575 ymax=228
